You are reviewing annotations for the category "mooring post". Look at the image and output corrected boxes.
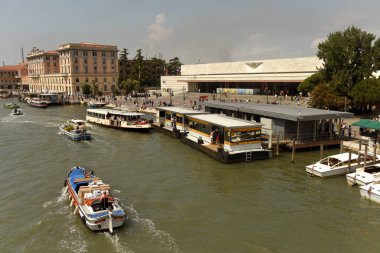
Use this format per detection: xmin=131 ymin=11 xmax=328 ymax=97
xmin=340 ymin=140 xmax=343 ymax=153
xmin=359 ymin=139 xmax=362 ymax=152
xmin=348 ymin=150 xmax=352 ymax=172
xmin=291 ymin=138 xmax=295 ymax=163
xmin=373 ymin=143 xmax=377 ymax=162
xmin=276 ymin=136 xmax=279 ymax=157
xmin=320 ymin=143 xmax=324 ymax=160
xmin=364 ymin=144 xmax=368 ymax=168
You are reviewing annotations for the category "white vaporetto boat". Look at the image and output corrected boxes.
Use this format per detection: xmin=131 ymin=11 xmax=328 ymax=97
xmin=360 ymin=183 xmax=380 ymax=204
xmin=64 ymin=166 xmax=126 ymax=232
xmin=86 ymin=108 xmax=151 ymax=131
xmin=346 ymin=164 xmax=380 ymax=186
xmin=305 ymin=152 xmax=372 ymax=178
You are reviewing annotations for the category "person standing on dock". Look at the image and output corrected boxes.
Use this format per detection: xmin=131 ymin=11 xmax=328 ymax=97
xmin=348 ymin=125 xmax=352 ymax=139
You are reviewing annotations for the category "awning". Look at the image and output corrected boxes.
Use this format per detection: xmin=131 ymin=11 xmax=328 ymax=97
xmin=351 ymin=119 xmax=380 ymax=130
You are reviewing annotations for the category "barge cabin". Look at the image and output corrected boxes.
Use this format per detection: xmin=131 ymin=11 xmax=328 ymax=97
xmin=185 ymin=114 xmax=272 ymax=163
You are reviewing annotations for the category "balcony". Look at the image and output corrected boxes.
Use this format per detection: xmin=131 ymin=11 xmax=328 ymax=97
xmin=29 ymin=74 xmax=40 ymax=78
xmin=61 ymin=73 xmax=69 ymax=77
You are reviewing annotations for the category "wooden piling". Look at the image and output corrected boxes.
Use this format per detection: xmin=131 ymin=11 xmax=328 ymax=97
xmin=320 ymin=143 xmax=324 ymax=160
xmin=340 ymin=140 xmax=343 ymax=153
xmin=364 ymin=145 xmax=368 ymax=168
xmin=348 ymin=150 xmax=352 ymax=173
xmin=276 ymin=136 xmax=279 ymax=157
xmin=373 ymin=144 xmax=377 ymax=162
xmin=291 ymin=139 xmax=295 ymax=163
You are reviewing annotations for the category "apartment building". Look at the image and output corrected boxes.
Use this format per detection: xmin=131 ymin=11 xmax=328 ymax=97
xmin=27 ymin=42 xmax=118 ymax=95
xmin=0 ymin=63 xmax=28 ymax=91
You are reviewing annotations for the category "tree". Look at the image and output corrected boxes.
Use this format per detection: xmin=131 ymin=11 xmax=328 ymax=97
xmin=317 ymin=26 xmax=377 ymax=97
xmin=350 ymin=78 xmax=380 ymax=112
xmin=167 ymin=57 xmax=182 ymax=75
xmin=298 ymin=72 xmax=324 ymax=93
xmin=310 ymin=83 xmax=346 ymax=110
xmin=119 ymin=48 xmax=128 ymax=61
xmin=81 ymin=84 xmax=92 ymax=96
xmin=118 ymin=48 xmax=129 ymax=83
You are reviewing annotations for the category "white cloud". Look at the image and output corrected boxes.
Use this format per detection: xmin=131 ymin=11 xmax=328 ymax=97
xmin=148 ymin=13 xmax=173 ymax=49
xmin=230 ymin=33 xmax=285 ymax=61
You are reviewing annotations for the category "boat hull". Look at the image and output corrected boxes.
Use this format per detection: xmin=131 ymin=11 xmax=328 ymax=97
xmin=87 ymin=118 xmax=151 ymax=132
xmin=305 ymin=164 xmax=359 ymax=178
xmin=360 ymin=184 xmax=380 ymax=204
xmin=65 ymin=167 xmax=126 ymax=232
xmin=59 ymin=126 xmax=92 ymax=141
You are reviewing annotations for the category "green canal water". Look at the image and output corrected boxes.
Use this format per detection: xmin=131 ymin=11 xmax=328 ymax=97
xmin=1 ymin=98 xmax=380 ymax=253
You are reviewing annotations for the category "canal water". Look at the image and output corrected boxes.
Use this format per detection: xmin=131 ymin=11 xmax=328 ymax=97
xmin=1 ymin=98 xmax=380 ymax=253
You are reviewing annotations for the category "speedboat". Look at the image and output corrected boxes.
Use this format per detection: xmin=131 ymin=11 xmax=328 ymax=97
xmin=305 ymin=152 xmax=375 ymax=178
xmin=346 ymin=164 xmax=380 ymax=186
xmin=4 ymin=102 xmax=19 ymax=109
xmin=360 ymin=183 xmax=380 ymax=204
xmin=59 ymin=123 xmax=92 ymax=141
xmin=64 ymin=166 xmax=126 ymax=232
xmin=12 ymin=108 xmax=23 ymax=115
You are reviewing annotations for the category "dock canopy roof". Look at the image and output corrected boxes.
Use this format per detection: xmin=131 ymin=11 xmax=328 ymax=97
xmin=201 ymin=101 xmax=354 ymax=121
xmin=188 ymin=114 xmax=262 ymax=129
xmin=156 ymin=106 xmax=208 ymax=115
xmin=352 ymin=119 xmax=380 ymax=130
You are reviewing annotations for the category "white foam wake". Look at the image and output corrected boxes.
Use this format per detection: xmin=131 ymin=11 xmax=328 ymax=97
xmin=125 ymin=204 xmax=181 ymax=253
xmin=104 ymin=232 xmax=134 ymax=253
xmin=43 ymin=187 xmax=68 ymax=208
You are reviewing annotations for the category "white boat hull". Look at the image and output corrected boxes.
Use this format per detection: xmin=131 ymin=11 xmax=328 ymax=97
xmin=360 ymin=184 xmax=380 ymax=204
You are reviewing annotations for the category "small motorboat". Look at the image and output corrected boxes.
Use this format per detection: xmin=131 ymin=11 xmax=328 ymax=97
xmin=4 ymin=102 xmax=19 ymax=109
xmin=87 ymin=102 xmax=108 ymax=108
xmin=59 ymin=123 xmax=92 ymax=141
xmin=346 ymin=164 xmax=380 ymax=186
xmin=67 ymin=119 xmax=89 ymax=130
xmin=306 ymin=152 xmax=376 ymax=178
xmin=360 ymin=182 xmax=380 ymax=204
xmin=12 ymin=108 xmax=23 ymax=115
xmin=64 ymin=166 xmax=126 ymax=232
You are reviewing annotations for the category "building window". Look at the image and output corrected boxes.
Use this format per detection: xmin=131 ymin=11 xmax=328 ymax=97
xmin=85 ymin=67 xmax=88 ymax=73
xmin=46 ymin=56 xmax=50 ymax=60
xmin=104 ymin=84 xmax=107 ymax=91
xmin=93 ymin=51 xmax=97 ymax=57
xmin=102 ymin=51 xmax=106 ymax=57
xmin=112 ymin=77 xmax=115 ymax=82
xmin=76 ymin=86 xmax=80 ymax=92
xmin=95 ymin=77 xmax=98 ymax=83
xmin=74 ymin=58 xmax=78 ymax=64
xmin=111 ymin=52 xmax=115 ymax=57
xmin=85 ymin=78 xmax=89 ymax=83
xmin=103 ymin=67 xmax=106 ymax=73
xmin=76 ymin=78 xmax=79 ymax=83
xmin=83 ymin=51 xmax=88 ymax=56
xmin=74 ymin=67 xmax=79 ymax=73
xmin=94 ymin=66 xmax=97 ymax=73
xmin=84 ymin=58 xmax=88 ymax=64
xmin=74 ymin=50 xmax=78 ymax=56
xmin=111 ymin=59 xmax=115 ymax=64
xmin=103 ymin=59 xmax=106 ymax=65
xmin=103 ymin=77 xmax=107 ymax=82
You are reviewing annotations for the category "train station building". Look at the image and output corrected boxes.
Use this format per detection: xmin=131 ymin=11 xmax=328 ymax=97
xmin=161 ymin=56 xmax=323 ymax=95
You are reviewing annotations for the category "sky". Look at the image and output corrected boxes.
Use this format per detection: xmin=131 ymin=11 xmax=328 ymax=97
xmin=1 ymin=0 xmax=380 ymax=65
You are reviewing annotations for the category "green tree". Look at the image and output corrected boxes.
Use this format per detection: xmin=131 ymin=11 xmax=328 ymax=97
xmin=131 ymin=49 xmax=145 ymax=82
xmin=119 ymin=48 xmax=128 ymax=61
xmin=167 ymin=57 xmax=182 ymax=75
xmin=81 ymin=84 xmax=92 ymax=96
xmin=350 ymin=78 xmax=380 ymax=112
xmin=298 ymin=72 xmax=324 ymax=93
xmin=317 ymin=26 xmax=377 ymax=97
xmin=310 ymin=83 xmax=346 ymax=110
xmin=124 ymin=78 xmax=141 ymax=94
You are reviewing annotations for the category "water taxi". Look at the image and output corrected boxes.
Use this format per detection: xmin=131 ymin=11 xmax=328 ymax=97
xmin=4 ymin=102 xmax=19 ymax=109
xmin=67 ymin=119 xmax=89 ymax=130
xmin=305 ymin=153 xmax=376 ymax=178
xmin=86 ymin=108 xmax=151 ymax=131
xmin=59 ymin=123 xmax=92 ymax=141
xmin=64 ymin=166 xmax=126 ymax=232
xmin=0 ymin=90 xmax=11 ymax=99
xmin=28 ymin=98 xmax=48 ymax=108
xmin=346 ymin=164 xmax=380 ymax=186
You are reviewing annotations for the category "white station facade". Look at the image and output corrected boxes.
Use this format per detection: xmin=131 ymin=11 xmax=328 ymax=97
xmin=161 ymin=56 xmax=323 ymax=95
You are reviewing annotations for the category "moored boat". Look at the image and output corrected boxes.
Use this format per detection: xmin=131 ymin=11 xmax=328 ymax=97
xmin=86 ymin=108 xmax=152 ymax=131
xmin=28 ymin=98 xmax=48 ymax=108
xmin=87 ymin=102 xmax=108 ymax=108
xmin=346 ymin=164 xmax=380 ymax=186
xmin=64 ymin=166 xmax=126 ymax=232
xmin=12 ymin=108 xmax=23 ymax=115
xmin=4 ymin=102 xmax=19 ymax=109
xmin=360 ymin=182 xmax=380 ymax=204
xmin=305 ymin=152 xmax=375 ymax=178
xmin=59 ymin=123 xmax=92 ymax=141
xmin=0 ymin=90 xmax=11 ymax=99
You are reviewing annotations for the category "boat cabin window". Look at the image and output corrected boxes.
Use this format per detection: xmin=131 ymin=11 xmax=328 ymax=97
xmin=159 ymin=111 xmax=165 ymax=117
xmin=230 ymin=130 xmax=261 ymax=143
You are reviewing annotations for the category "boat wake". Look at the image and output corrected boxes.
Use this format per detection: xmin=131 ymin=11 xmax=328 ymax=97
xmin=42 ymin=187 xmax=68 ymax=208
xmin=104 ymin=232 xmax=134 ymax=253
xmin=124 ymin=203 xmax=181 ymax=253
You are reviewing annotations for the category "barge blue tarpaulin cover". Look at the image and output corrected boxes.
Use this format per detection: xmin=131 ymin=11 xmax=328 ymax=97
xmin=351 ymin=119 xmax=380 ymax=130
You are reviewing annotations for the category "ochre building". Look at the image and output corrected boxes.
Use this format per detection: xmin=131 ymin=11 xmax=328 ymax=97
xmin=27 ymin=43 xmax=118 ymax=96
